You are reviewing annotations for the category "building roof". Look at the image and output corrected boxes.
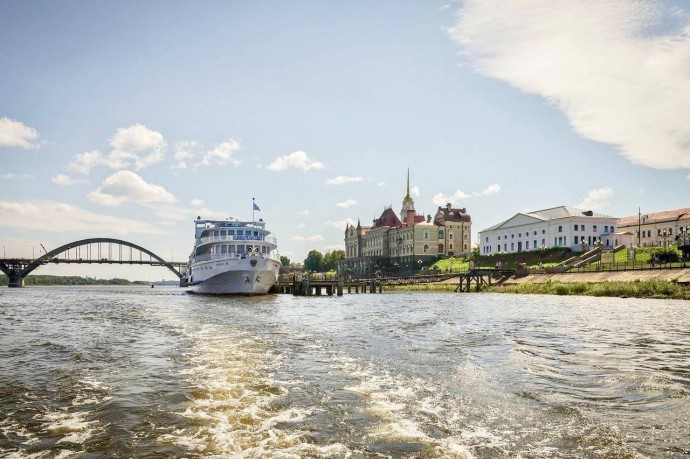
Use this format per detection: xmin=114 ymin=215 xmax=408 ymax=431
xmin=618 ymin=207 xmax=690 ymax=226
xmin=434 ymin=204 xmax=471 ymax=223
xmin=372 ymin=207 xmax=402 ymax=229
xmin=481 ymin=206 xmax=614 ymax=232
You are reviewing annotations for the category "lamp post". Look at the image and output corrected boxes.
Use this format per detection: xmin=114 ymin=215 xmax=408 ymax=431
xmin=662 ymin=228 xmax=669 ymax=247
xmin=449 ymin=256 xmax=454 ymax=273
xmin=580 ymin=237 xmax=587 ymax=253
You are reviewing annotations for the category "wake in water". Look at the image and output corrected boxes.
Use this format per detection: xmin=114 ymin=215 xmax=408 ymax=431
xmin=1 ymin=287 xmax=688 ymax=457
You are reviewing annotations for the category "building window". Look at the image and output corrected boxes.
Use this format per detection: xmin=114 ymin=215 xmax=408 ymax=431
xmin=450 ymin=233 xmax=454 ymax=240
xmin=439 ymin=230 xmax=444 ymax=239
xmin=423 ymin=230 xmax=429 ymax=239
xmin=542 ymin=229 xmax=545 ymax=234
xmin=423 ymin=244 xmax=429 ymax=253
xmin=485 ymin=237 xmax=489 ymax=242
xmin=511 ymin=242 xmax=514 ymax=251
xmin=526 ymin=241 xmax=530 ymax=250
xmin=574 ymin=224 xmax=579 ymax=231
xmin=593 ymin=225 xmax=597 ymax=232
xmin=558 ymin=226 xmax=562 ymax=232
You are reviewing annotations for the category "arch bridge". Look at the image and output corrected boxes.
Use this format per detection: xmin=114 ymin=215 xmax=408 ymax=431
xmin=0 ymin=238 xmax=187 ymax=288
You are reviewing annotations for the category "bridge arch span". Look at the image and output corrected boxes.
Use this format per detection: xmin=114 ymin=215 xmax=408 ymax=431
xmin=22 ymin=238 xmax=184 ymax=279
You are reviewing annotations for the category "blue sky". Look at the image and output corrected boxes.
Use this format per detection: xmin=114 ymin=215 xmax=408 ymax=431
xmin=1 ymin=0 xmax=689 ymax=280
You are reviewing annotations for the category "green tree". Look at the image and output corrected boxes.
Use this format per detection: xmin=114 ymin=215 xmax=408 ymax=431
xmin=303 ymin=250 xmax=324 ymax=272
xmin=280 ymin=255 xmax=291 ymax=267
xmin=322 ymin=249 xmax=346 ymax=271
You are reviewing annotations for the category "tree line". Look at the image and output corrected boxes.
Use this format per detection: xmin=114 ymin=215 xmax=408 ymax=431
xmin=0 ymin=275 xmax=148 ymax=286
xmin=279 ymin=249 xmax=346 ymax=272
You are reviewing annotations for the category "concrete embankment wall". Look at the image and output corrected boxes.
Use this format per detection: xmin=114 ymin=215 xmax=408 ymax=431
xmin=502 ymin=269 xmax=690 ymax=285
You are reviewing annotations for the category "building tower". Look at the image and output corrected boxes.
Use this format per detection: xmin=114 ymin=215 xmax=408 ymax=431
xmin=400 ymin=169 xmax=416 ymax=225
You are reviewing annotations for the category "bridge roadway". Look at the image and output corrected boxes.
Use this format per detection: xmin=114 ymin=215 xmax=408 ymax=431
xmin=0 ymin=238 xmax=186 ymax=287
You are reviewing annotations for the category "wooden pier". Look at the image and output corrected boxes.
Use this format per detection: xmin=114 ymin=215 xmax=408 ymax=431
xmin=455 ymin=269 xmax=493 ymax=292
xmin=271 ymin=275 xmax=383 ymax=296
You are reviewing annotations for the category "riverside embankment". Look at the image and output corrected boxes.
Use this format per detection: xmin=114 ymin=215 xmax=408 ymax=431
xmin=501 ymin=268 xmax=690 ymax=285
xmin=388 ymin=269 xmax=690 ymax=299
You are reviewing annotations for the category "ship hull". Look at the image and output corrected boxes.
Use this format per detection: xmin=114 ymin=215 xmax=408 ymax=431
xmin=188 ymin=257 xmax=280 ymax=295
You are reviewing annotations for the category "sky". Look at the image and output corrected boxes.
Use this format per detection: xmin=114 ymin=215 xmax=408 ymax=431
xmin=1 ymin=0 xmax=689 ymax=281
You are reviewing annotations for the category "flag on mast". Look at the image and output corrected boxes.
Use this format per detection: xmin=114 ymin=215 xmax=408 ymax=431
xmin=253 ymin=201 xmax=260 ymax=211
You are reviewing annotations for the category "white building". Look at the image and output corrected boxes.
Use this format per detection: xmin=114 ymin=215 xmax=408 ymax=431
xmin=479 ymin=206 xmax=620 ymax=255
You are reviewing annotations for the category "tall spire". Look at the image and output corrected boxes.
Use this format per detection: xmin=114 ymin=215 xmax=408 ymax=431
xmin=401 ymin=169 xmax=415 ymax=221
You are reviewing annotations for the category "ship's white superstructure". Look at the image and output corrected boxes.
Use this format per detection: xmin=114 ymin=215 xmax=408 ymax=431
xmin=184 ymin=217 xmax=280 ymax=295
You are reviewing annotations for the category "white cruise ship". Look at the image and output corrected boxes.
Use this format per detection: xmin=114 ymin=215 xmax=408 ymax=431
xmin=184 ymin=216 xmax=281 ymax=295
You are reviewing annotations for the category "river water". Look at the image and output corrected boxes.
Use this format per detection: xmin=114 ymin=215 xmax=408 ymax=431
xmin=0 ymin=287 xmax=688 ymax=458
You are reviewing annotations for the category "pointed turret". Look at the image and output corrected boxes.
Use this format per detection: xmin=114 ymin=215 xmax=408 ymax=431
xmin=401 ymin=169 xmax=416 ymax=224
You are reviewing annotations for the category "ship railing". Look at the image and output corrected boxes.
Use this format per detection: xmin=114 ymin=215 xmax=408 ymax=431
xmin=193 ymin=252 xmax=272 ymax=263
xmin=198 ymin=235 xmax=277 ymax=245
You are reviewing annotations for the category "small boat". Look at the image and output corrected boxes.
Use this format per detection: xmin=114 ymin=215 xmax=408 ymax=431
xmin=183 ymin=215 xmax=280 ymax=295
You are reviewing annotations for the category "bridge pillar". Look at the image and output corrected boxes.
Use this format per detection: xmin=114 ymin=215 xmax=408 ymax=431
xmin=8 ymin=271 xmax=24 ymax=288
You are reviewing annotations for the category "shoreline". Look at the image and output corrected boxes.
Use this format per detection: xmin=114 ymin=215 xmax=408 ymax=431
xmin=386 ymin=275 xmax=690 ymax=300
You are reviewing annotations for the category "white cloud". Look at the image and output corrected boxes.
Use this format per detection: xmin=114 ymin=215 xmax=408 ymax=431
xmin=326 ymin=175 xmax=363 ymax=185
xmin=297 ymin=222 xmax=306 ymax=229
xmin=198 ymin=139 xmax=241 ymax=167
xmin=190 ymin=198 xmax=205 ymax=207
xmin=324 ymin=218 xmax=357 ymax=229
xmin=432 ymin=183 xmax=501 ymax=206
xmin=479 ymin=183 xmax=501 ymax=197
xmin=298 ymin=209 xmax=310 ymax=216
xmin=68 ymin=150 xmax=103 ymax=175
xmin=576 ymin=186 xmax=613 ymax=210
xmin=290 ymin=234 xmax=325 ymax=242
xmin=0 ymin=200 xmax=163 ymax=234
xmin=324 ymin=244 xmax=344 ymax=252
xmin=449 ymin=0 xmax=690 ymax=170
xmin=197 ymin=207 xmax=231 ymax=220
xmin=377 ymin=182 xmax=386 ymax=187
xmin=335 ymin=199 xmax=358 ymax=209
xmin=0 ymin=117 xmax=40 ymax=149
xmin=2 ymin=173 xmax=16 ymax=180
xmin=432 ymin=190 xmax=471 ymax=207
xmin=411 ymin=185 xmax=420 ymax=197
xmin=107 ymin=124 xmax=166 ymax=170
xmin=267 ymin=150 xmax=325 ymax=172
xmin=171 ymin=141 xmax=199 ymax=170
xmin=88 ymin=171 xmax=176 ymax=207
xmin=52 ymin=174 xmax=76 ymax=186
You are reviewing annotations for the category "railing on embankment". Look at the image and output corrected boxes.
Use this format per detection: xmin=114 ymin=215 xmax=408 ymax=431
xmin=271 ymin=273 xmax=458 ymax=296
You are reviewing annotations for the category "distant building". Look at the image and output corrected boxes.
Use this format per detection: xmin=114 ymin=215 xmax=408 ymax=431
xmin=339 ymin=171 xmax=472 ymax=276
xmin=618 ymin=207 xmax=690 ymax=247
xmin=434 ymin=203 xmax=472 ymax=257
xmin=479 ymin=206 xmax=620 ymax=255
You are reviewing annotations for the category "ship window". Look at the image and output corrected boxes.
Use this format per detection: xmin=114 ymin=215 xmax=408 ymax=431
xmin=220 ymin=245 xmax=227 ymax=254
xmin=237 ymin=245 xmax=245 ymax=254
xmin=214 ymin=230 xmax=219 ymax=237
xmin=262 ymin=246 xmax=267 ymax=254
xmin=237 ymin=230 xmax=244 ymax=235
xmin=254 ymin=231 xmax=259 ymax=238
xmin=228 ymin=245 xmax=235 ymax=253
xmin=228 ymin=230 xmax=235 ymax=236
